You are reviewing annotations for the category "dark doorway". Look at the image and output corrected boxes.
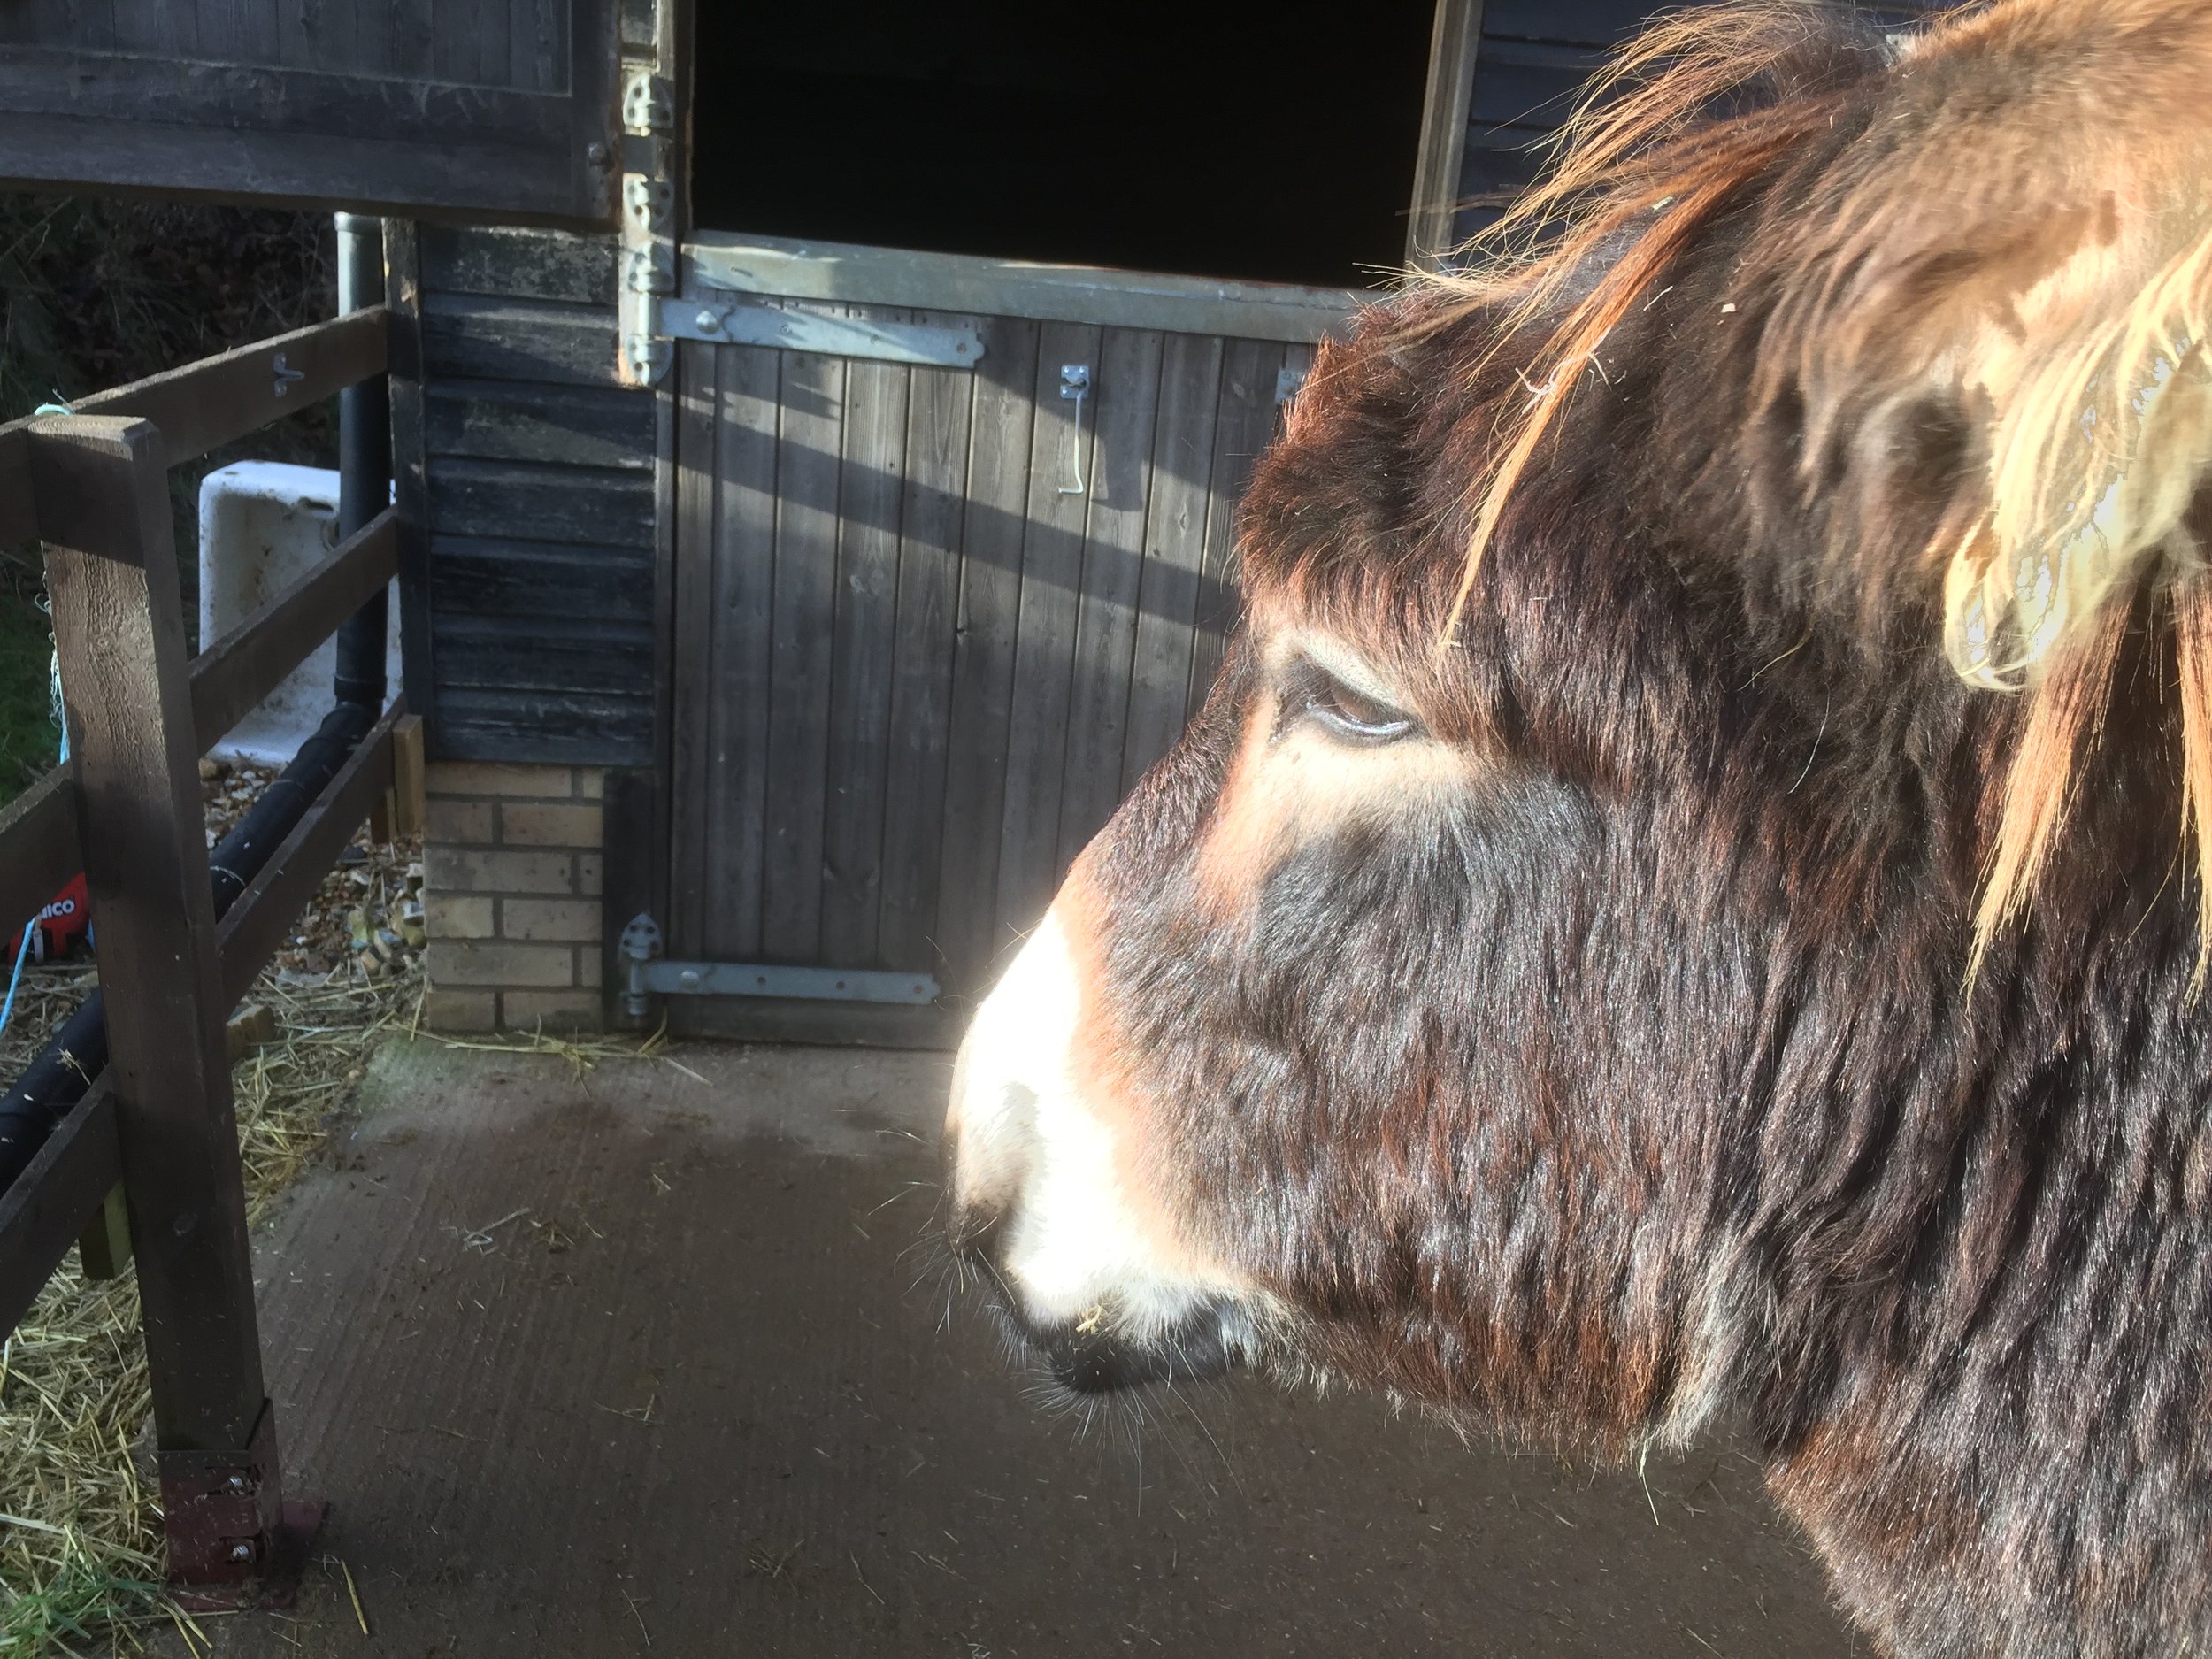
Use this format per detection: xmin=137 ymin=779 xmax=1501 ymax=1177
xmin=690 ymin=1 xmax=1437 ymax=288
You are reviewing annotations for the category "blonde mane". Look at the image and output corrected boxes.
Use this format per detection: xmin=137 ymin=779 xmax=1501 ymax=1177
xmin=1427 ymin=0 xmax=2212 ymax=978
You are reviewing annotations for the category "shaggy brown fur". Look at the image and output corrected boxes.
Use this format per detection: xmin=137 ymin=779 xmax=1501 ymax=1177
xmin=1441 ymin=0 xmax=2212 ymax=969
xmin=1007 ymin=2 xmax=2212 ymax=1654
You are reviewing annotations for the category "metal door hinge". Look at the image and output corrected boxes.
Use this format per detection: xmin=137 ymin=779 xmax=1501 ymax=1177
xmin=625 ymin=175 xmax=674 ymax=234
xmin=625 ymin=242 xmax=676 ymax=296
xmin=622 ymin=334 xmax=673 ymax=386
xmin=615 ymin=4 xmax=679 ymax=392
xmin=622 ymin=71 xmax=675 ymax=134
xmin=618 ymin=911 xmax=664 ymax=1017
xmin=618 ymin=912 xmax=940 ymax=1014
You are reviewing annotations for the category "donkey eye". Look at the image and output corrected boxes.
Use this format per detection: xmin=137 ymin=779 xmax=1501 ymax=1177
xmin=1301 ymin=674 xmax=1417 ymax=745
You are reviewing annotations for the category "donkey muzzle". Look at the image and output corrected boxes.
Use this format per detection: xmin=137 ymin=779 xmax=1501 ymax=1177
xmin=943 ymin=903 xmax=1268 ymax=1394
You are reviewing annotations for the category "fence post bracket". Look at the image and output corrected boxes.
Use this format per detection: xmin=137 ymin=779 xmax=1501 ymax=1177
xmin=160 ymin=1401 xmax=328 ymax=1609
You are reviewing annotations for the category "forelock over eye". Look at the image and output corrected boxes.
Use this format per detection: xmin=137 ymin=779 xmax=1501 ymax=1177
xmin=1294 ymin=664 xmax=1419 ymax=746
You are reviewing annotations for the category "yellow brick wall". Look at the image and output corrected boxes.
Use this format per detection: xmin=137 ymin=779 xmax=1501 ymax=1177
xmin=420 ymin=762 xmax=604 ymax=1032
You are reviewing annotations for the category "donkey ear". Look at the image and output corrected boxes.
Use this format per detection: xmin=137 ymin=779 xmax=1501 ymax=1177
xmin=1433 ymin=0 xmax=2212 ymax=966
xmin=1764 ymin=0 xmax=2212 ymax=978
xmin=1769 ymin=0 xmax=2212 ymax=690
xmin=1933 ymin=201 xmax=2212 ymax=694
xmin=1440 ymin=0 xmax=2212 ymax=671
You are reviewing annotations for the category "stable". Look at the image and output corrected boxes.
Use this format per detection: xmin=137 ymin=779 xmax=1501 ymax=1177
xmin=0 ymin=0 xmax=1703 ymax=1048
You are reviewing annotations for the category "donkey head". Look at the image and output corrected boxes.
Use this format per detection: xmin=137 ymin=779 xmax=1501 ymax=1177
xmin=949 ymin=2 xmax=2212 ymax=1646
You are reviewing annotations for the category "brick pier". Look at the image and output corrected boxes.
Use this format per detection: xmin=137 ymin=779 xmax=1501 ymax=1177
xmin=419 ymin=762 xmax=605 ymax=1033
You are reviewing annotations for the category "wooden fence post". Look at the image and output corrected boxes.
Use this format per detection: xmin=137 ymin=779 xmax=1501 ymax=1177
xmin=29 ymin=413 xmax=319 ymax=1593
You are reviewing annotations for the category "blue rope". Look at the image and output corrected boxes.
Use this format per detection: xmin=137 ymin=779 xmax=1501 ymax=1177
xmin=0 ymin=916 xmax=35 ymax=1042
xmin=24 ymin=435 xmax=79 ymax=985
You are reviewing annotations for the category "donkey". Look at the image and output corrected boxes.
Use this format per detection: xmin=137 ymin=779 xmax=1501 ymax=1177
xmin=942 ymin=1 xmax=2212 ymax=1653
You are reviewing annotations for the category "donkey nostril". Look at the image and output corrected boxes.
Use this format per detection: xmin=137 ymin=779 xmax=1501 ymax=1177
xmin=946 ymin=1204 xmax=1007 ymax=1264
xmin=1032 ymin=1295 xmax=1247 ymax=1395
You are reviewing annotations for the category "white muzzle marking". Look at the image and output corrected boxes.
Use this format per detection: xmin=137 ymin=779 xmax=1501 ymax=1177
xmin=945 ymin=906 xmax=1253 ymax=1341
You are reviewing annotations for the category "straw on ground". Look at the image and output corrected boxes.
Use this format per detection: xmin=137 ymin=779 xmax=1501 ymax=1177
xmin=0 ymin=967 xmax=404 ymax=1655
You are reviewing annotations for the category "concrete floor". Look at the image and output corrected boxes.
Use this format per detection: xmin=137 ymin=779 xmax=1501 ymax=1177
xmin=177 ymin=1039 xmax=1859 ymax=1658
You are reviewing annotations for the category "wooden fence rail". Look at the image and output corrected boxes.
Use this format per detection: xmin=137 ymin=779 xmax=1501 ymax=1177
xmin=0 ymin=1079 xmax=117 ymax=1344
xmin=0 ymin=304 xmax=407 ymax=1595
xmin=0 ymin=768 xmax=81 ymax=954
xmin=190 ymin=509 xmax=399 ymax=749
xmin=0 ymin=307 xmax=389 ymax=545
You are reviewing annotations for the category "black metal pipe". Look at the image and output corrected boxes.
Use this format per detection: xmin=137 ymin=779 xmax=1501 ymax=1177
xmin=0 ymin=991 xmax=105 ymax=1181
xmin=0 ymin=214 xmax=395 ymax=1197
xmin=0 ymin=697 xmax=379 ymax=1187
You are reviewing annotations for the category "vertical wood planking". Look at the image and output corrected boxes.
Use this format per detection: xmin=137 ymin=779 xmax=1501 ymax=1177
xmin=391 ymin=0 xmax=432 ymax=77
xmin=818 ymin=330 xmax=910 ymax=967
xmin=1055 ymin=326 xmax=1164 ymax=873
xmin=194 ymin=0 xmax=276 ymax=59
xmin=349 ymin=0 xmax=396 ymax=77
xmin=665 ymin=339 xmax=718 ymax=961
xmin=876 ymin=355 xmax=973 ymax=974
xmin=990 ymin=321 xmax=1101 ymax=957
xmin=275 ymin=0 xmax=332 ymax=69
xmin=933 ymin=316 xmax=1041 ymax=998
xmin=698 ymin=344 xmax=780 ymax=960
xmin=1122 ymin=332 xmax=1225 ymax=793
xmin=11 ymin=0 xmax=117 ymax=50
xmin=511 ymin=0 xmax=565 ymax=92
xmin=432 ymin=0 xmax=511 ymax=85
xmin=1186 ymin=338 xmax=1290 ymax=720
xmin=661 ymin=303 xmax=1327 ymax=1002
xmin=759 ymin=348 xmax=845 ymax=963
xmin=112 ymin=0 xmax=196 ymax=54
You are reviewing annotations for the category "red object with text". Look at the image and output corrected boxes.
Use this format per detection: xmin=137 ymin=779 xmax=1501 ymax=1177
xmin=6 ymin=872 xmax=90 ymax=963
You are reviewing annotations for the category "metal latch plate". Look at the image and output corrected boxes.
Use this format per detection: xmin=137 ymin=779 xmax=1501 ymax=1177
xmin=642 ymin=960 xmax=941 ymax=1005
xmin=657 ymin=296 xmax=983 ymax=367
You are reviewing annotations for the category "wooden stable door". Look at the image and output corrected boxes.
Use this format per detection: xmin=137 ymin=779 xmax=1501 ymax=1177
xmin=0 ymin=0 xmax=618 ymax=223
xmin=665 ymin=242 xmax=1347 ymax=1041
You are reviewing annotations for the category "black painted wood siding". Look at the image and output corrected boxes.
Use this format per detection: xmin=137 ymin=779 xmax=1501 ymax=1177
xmin=1454 ymin=0 xmax=1947 ymax=244
xmin=0 ymin=2 xmax=618 ymax=223
xmin=413 ymin=225 xmax=657 ymax=766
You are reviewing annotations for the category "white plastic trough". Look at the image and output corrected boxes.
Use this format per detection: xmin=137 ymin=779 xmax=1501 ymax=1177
xmin=196 ymin=461 xmax=400 ymax=767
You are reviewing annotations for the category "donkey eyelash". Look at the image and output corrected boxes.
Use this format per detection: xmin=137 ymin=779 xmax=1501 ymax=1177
xmin=1281 ymin=661 xmax=1420 ymax=746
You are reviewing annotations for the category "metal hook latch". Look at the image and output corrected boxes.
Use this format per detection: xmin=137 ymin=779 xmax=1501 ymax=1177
xmin=618 ymin=912 xmax=665 ymax=1019
xmin=271 ymin=352 xmax=306 ymax=398
xmin=1057 ymin=364 xmax=1090 ymax=496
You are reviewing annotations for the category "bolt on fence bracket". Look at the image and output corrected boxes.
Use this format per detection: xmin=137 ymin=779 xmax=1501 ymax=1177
xmin=159 ymin=1402 xmax=327 ymax=1609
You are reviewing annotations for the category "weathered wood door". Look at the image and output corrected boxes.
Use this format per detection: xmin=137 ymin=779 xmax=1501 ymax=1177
xmin=665 ymin=237 xmax=1353 ymax=1041
xmin=0 ymin=0 xmax=618 ymax=223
